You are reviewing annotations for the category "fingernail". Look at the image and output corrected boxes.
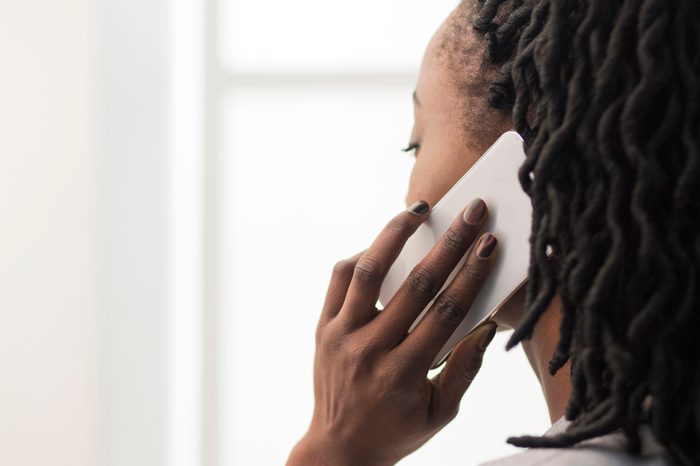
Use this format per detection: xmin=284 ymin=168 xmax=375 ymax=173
xmin=408 ymin=200 xmax=430 ymax=215
xmin=478 ymin=322 xmax=498 ymax=351
xmin=463 ymin=198 xmax=486 ymax=224
xmin=477 ymin=233 xmax=497 ymax=258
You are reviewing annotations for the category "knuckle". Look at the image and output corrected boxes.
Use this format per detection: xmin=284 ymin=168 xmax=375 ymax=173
xmin=315 ymin=323 xmax=324 ymax=345
xmin=354 ymin=255 xmax=383 ymax=286
xmin=332 ymin=259 xmax=354 ymax=275
xmin=441 ymin=226 xmax=468 ymax=252
xmin=433 ymin=293 xmax=468 ymax=326
xmin=461 ymin=357 xmax=484 ymax=382
xmin=374 ymin=361 xmax=399 ymax=385
xmin=385 ymin=215 xmax=411 ymax=235
xmin=318 ymin=330 xmax=335 ymax=352
xmin=405 ymin=266 xmax=439 ymax=302
xmin=320 ymin=321 xmax=348 ymax=351
xmin=385 ymin=348 xmax=417 ymax=381
xmin=460 ymin=261 xmax=489 ymax=285
xmin=344 ymin=340 xmax=379 ymax=369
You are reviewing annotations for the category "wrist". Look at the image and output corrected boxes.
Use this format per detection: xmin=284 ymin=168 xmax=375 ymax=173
xmin=287 ymin=434 xmax=354 ymax=466
xmin=287 ymin=431 xmax=394 ymax=466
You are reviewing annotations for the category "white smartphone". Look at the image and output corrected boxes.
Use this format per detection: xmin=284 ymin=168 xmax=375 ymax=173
xmin=378 ymin=131 xmax=538 ymax=369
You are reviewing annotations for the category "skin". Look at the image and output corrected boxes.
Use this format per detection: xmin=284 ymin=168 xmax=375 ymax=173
xmin=405 ymin=4 xmax=572 ymax=424
xmin=288 ymin=3 xmax=572 ymax=465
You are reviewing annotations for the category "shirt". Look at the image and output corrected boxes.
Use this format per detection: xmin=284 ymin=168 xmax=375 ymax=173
xmin=477 ymin=416 xmax=669 ymax=466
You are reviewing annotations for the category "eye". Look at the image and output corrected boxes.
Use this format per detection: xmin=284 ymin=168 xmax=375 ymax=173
xmin=401 ymin=143 xmax=420 ymax=158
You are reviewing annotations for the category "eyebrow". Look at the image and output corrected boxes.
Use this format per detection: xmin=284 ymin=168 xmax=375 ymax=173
xmin=412 ymin=90 xmax=421 ymax=106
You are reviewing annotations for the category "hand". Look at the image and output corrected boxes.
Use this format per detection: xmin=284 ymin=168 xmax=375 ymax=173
xmin=287 ymin=199 xmax=499 ymax=466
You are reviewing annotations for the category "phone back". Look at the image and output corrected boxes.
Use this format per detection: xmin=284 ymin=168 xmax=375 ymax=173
xmin=377 ymin=131 xmax=531 ymax=368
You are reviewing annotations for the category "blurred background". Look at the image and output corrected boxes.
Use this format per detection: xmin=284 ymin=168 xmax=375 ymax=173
xmin=0 ymin=0 xmax=549 ymax=465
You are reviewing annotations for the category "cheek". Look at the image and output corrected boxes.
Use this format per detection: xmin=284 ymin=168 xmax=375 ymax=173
xmin=405 ymin=158 xmax=443 ymax=208
xmin=405 ymin=151 xmax=479 ymax=209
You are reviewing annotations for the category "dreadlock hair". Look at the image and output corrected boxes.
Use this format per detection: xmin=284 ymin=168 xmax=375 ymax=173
xmin=467 ymin=0 xmax=700 ymax=464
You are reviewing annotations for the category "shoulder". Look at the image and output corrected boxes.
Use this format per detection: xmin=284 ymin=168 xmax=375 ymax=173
xmin=477 ymin=417 xmax=669 ymax=466
xmin=478 ymin=446 xmax=668 ymax=466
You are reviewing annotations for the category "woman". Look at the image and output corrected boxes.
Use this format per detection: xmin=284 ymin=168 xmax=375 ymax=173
xmin=287 ymin=0 xmax=699 ymax=464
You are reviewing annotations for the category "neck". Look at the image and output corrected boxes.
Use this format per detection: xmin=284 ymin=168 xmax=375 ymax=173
xmin=519 ymin=292 xmax=571 ymax=423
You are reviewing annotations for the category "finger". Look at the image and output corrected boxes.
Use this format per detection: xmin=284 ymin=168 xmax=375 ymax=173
xmin=338 ymin=201 xmax=431 ymax=327
xmin=396 ymin=232 xmax=498 ymax=370
xmin=370 ymin=198 xmax=488 ymax=348
xmin=431 ymin=321 xmax=498 ymax=422
xmin=319 ymin=250 xmax=365 ymax=326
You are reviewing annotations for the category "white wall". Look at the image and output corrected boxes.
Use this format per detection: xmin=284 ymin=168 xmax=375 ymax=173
xmin=96 ymin=0 xmax=173 ymax=464
xmin=0 ymin=1 xmax=177 ymax=465
xmin=0 ymin=1 xmax=98 ymax=465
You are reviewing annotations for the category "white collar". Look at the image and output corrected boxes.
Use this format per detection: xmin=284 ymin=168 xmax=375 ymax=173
xmin=542 ymin=411 xmax=665 ymax=456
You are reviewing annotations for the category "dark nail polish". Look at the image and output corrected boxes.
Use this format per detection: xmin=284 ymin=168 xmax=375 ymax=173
xmin=408 ymin=200 xmax=430 ymax=215
xmin=463 ymin=198 xmax=486 ymax=224
xmin=478 ymin=322 xmax=498 ymax=351
xmin=477 ymin=234 xmax=497 ymax=258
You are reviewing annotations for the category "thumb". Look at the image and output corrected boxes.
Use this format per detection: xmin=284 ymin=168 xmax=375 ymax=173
xmin=433 ymin=321 xmax=498 ymax=419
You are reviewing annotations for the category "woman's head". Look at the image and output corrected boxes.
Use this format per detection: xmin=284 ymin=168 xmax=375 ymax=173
xmin=408 ymin=0 xmax=700 ymax=463
xmin=405 ymin=2 xmax=512 ymax=209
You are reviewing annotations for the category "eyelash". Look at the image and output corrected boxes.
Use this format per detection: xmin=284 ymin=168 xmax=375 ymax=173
xmin=402 ymin=143 xmax=420 ymax=157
